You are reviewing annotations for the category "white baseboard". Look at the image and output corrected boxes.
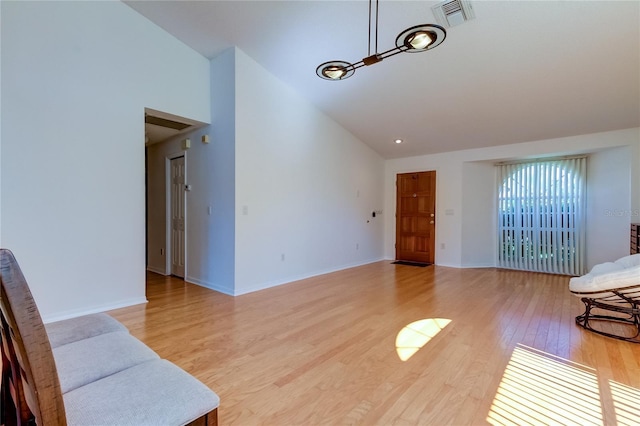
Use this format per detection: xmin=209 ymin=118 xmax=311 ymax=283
xmin=183 ymin=258 xmax=385 ymax=297
xmin=233 ymin=257 xmax=385 ymax=296
xmin=42 ymin=297 xmax=148 ymax=324
xmin=146 ymin=265 xmax=167 ymax=275
xmin=461 ymin=263 xmax=496 ymax=268
xmin=185 ymin=275 xmax=234 ymax=296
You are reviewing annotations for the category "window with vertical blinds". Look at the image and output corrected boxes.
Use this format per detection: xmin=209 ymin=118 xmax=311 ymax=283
xmin=497 ymin=157 xmax=587 ymax=276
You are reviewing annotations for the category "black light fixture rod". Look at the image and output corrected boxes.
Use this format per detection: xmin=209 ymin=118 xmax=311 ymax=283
xmin=362 ymin=45 xmax=406 ymax=67
xmin=368 ymin=0 xmax=372 ymax=56
xmin=375 ymin=0 xmax=379 ymax=54
xmin=379 ymin=46 xmax=408 ymax=60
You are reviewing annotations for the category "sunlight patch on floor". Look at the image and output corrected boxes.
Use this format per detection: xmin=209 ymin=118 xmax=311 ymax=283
xmin=395 ymin=318 xmax=451 ymax=361
xmin=487 ymin=344 xmax=603 ymax=426
xmin=610 ymin=379 xmax=640 ymax=426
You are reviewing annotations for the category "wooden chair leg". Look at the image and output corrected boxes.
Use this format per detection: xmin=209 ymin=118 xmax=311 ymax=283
xmin=1 ymin=336 xmax=13 ymax=426
xmin=2 ymin=314 xmax=37 ymax=425
xmin=187 ymin=408 xmax=218 ymax=426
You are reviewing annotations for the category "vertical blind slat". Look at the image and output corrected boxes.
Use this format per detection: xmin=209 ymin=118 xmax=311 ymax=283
xmin=497 ymin=158 xmax=586 ymax=276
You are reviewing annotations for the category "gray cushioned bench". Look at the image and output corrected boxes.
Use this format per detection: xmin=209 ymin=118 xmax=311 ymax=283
xmin=1 ymin=248 xmax=220 ymax=425
xmin=46 ymin=312 xmax=128 ymax=348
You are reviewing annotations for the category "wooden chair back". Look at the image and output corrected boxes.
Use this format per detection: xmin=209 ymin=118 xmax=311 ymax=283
xmin=1 ymin=248 xmax=67 ymax=425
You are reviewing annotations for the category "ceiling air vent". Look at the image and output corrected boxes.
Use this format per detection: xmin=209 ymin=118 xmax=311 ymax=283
xmin=431 ymin=0 xmax=475 ymax=28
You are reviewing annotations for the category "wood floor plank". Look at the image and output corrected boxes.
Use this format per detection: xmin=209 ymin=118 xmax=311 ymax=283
xmin=107 ymin=263 xmax=640 ymax=425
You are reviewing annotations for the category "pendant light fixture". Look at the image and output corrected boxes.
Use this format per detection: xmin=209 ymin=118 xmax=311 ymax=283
xmin=316 ymin=0 xmax=446 ymax=81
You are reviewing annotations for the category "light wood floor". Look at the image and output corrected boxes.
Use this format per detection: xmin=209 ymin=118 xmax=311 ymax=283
xmin=108 ymin=262 xmax=640 ymax=425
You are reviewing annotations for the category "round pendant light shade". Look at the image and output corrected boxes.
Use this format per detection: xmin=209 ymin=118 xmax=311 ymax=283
xmin=316 ymin=61 xmax=356 ymax=81
xmin=396 ymin=25 xmax=446 ymax=53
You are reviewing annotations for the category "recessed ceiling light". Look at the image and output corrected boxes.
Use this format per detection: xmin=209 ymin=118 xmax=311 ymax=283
xmin=395 ymin=139 xmax=403 ymax=144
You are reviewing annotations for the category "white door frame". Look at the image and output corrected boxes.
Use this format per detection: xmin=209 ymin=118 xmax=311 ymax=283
xmin=165 ymin=151 xmax=187 ymax=277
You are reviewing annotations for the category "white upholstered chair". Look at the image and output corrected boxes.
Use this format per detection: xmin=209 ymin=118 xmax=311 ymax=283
xmin=569 ymin=254 xmax=640 ymax=343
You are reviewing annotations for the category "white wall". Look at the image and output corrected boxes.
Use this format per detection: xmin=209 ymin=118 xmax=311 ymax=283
xmin=146 ymin=48 xmax=385 ymax=296
xmin=147 ymin=49 xmax=237 ymax=295
xmin=636 ymin=135 xmax=640 ymax=214
xmin=4 ymin=2 xmax=636 ymax=321
xmin=1 ymin=1 xmax=210 ymax=321
xmin=586 ymin=146 xmax=634 ymax=267
xmin=203 ymin=49 xmax=237 ymax=294
xmin=384 ymin=128 xmax=640 ymax=271
xmin=461 ymin=162 xmax=496 ymax=267
xmin=233 ymin=49 xmax=385 ymax=295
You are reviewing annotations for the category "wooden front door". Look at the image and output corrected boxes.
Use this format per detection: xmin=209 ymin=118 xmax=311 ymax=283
xmin=396 ymin=171 xmax=436 ymax=264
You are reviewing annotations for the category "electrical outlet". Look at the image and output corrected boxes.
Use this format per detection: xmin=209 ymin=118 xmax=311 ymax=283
xmin=440 ymin=243 xmax=445 ymax=250
xmin=281 ymin=253 xmax=285 ymax=261
xmin=356 ymin=243 xmax=359 ymax=250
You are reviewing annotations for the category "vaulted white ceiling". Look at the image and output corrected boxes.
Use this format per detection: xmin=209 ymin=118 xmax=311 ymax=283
xmin=126 ymin=0 xmax=640 ymax=159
